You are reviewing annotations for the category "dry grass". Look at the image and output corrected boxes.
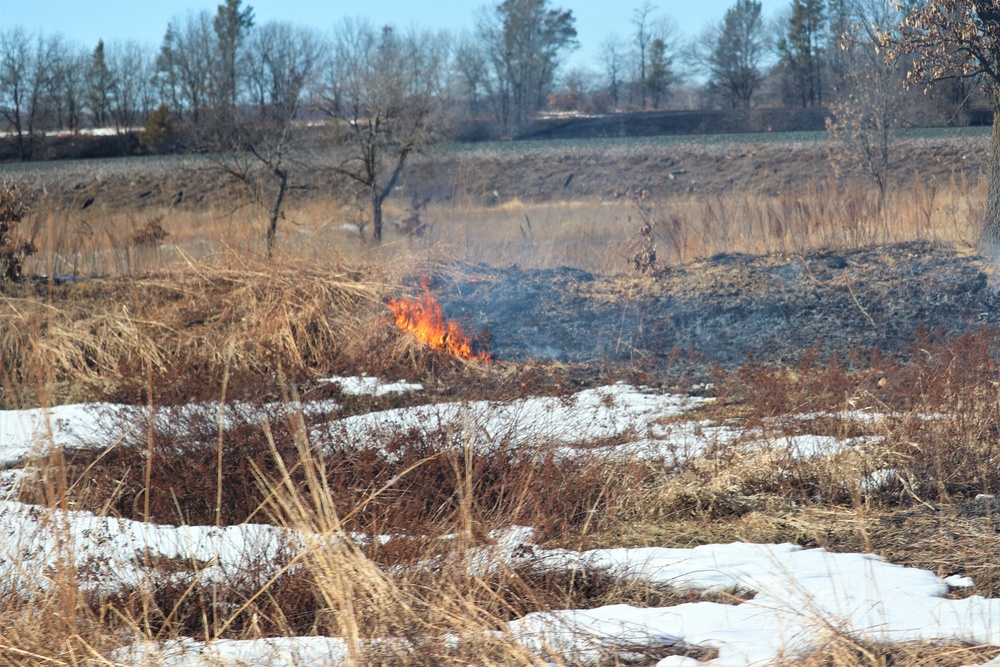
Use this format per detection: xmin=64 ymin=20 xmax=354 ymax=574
xmin=0 ymin=257 xmax=431 ymax=408
xmin=787 ymin=638 xmax=1000 ymax=667
xmin=18 ymin=173 xmax=986 ymax=278
xmin=3 ymin=177 xmax=1000 ymax=666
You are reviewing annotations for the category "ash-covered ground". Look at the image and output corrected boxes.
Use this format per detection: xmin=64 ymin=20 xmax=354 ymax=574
xmin=427 ymin=241 xmax=1000 ymax=370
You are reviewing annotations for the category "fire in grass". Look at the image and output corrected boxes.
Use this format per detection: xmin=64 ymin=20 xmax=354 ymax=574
xmin=388 ymin=279 xmax=492 ymax=362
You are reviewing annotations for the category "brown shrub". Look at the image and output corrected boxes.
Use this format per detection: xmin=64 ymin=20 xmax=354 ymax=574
xmin=0 ymin=183 xmax=35 ymax=282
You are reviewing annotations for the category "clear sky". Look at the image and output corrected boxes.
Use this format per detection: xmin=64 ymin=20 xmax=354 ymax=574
xmin=0 ymin=0 xmax=785 ymax=73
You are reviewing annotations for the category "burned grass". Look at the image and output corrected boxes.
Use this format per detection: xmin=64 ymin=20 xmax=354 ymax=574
xmin=5 ymin=189 xmax=1000 ymax=663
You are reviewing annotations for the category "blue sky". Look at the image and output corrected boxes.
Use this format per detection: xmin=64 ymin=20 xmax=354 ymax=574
xmin=1 ymin=0 xmax=784 ymax=72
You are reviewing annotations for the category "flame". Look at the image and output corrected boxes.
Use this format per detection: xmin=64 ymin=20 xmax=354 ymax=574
xmin=388 ymin=279 xmax=491 ymax=362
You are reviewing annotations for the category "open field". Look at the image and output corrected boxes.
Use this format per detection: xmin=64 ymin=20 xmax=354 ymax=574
xmin=3 ymin=130 xmax=1000 ymax=666
xmin=2 ymin=128 xmax=991 ymax=278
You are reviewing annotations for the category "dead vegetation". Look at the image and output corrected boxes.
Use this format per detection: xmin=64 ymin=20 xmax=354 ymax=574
xmin=3 ymin=166 xmax=1000 ymax=667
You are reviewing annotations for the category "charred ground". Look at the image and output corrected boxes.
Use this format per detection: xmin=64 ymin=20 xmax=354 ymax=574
xmin=427 ymin=241 xmax=1000 ymax=373
xmin=4 ymin=129 xmax=997 ymax=384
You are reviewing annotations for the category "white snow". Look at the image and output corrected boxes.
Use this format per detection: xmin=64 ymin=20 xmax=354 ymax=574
xmin=312 ymin=383 xmax=711 ymax=455
xmin=947 ymin=574 xmax=977 ymax=589
xmin=0 ymin=499 xmax=291 ymax=595
xmin=114 ymin=637 xmax=351 ymax=667
xmin=319 ymin=375 xmax=423 ymax=396
xmin=3 ymin=386 xmax=997 ymax=665
xmin=103 ymin=534 xmax=1000 ymax=667
xmin=0 ymin=402 xmax=126 ymax=466
xmin=0 ymin=399 xmax=341 ymax=470
xmin=510 ymin=541 xmax=1000 ymax=666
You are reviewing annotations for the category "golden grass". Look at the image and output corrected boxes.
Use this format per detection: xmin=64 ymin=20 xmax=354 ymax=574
xmin=3 ymin=176 xmax=1000 ymax=665
xmin=19 ymin=173 xmax=986 ymax=278
xmin=0 ymin=257 xmax=409 ymax=407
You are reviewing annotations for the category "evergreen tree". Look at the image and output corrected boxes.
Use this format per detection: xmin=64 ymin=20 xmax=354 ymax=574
xmin=213 ymin=0 xmax=254 ymax=112
xmin=478 ymin=0 xmax=577 ymax=134
xmin=705 ymin=0 xmax=766 ymax=109
xmin=779 ymin=0 xmax=826 ymax=107
xmin=86 ymin=39 xmax=113 ymax=126
xmin=646 ymin=37 xmax=671 ymax=108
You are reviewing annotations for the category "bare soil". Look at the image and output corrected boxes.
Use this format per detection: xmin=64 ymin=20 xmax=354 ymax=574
xmin=5 ymin=130 xmax=990 ymax=214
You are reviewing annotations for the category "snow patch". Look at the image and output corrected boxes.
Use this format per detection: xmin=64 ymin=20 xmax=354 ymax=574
xmin=319 ymin=376 xmax=423 ymax=396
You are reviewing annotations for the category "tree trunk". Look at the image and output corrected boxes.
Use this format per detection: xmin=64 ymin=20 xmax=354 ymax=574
xmin=266 ymin=167 xmax=288 ymax=259
xmin=982 ymin=84 xmax=1000 ymax=252
xmin=371 ymin=148 xmax=411 ymax=244
xmin=372 ymin=183 xmax=383 ymax=243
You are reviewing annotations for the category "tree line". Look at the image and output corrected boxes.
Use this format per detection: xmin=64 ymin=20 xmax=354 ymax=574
xmin=3 ymin=0 xmax=1000 ymax=246
xmin=2 ymin=0 xmax=985 ymax=158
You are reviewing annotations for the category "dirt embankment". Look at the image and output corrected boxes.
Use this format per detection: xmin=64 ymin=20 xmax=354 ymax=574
xmin=428 ymin=242 xmax=1000 ymax=371
xmin=7 ymin=131 xmax=990 ymax=215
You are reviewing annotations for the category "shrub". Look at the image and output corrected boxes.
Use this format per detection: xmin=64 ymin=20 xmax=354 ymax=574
xmin=137 ymin=103 xmax=175 ymax=154
xmin=0 ymin=183 xmax=34 ymax=282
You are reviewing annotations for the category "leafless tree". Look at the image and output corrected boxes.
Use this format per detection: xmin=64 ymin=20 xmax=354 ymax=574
xmin=454 ymin=32 xmax=489 ymax=117
xmin=108 ymin=41 xmax=156 ymax=132
xmin=155 ymin=12 xmax=216 ymax=125
xmin=600 ymin=33 xmax=627 ymax=109
xmin=210 ymin=22 xmax=326 ymax=257
xmin=324 ymin=19 xmax=450 ymax=242
xmin=47 ymin=35 xmax=87 ymax=133
xmin=826 ymin=0 xmax=906 ymax=205
xmin=886 ymin=0 xmax=1000 ymax=246
xmin=0 ymin=28 xmax=60 ymax=160
xmin=632 ymin=1 xmax=657 ymax=109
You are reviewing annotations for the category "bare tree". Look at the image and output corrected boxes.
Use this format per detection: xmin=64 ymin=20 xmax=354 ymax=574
xmin=86 ymin=39 xmax=154 ymax=134
xmin=108 ymin=40 xmax=156 ymax=133
xmin=826 ymin=0 xmax=906 ymax=205
xmin=0 ymin=28 xmax=59 ymax=160
xmin=600 ymin=33 xmax=627 ymax=109
xmin=632 ymin=1 xmax=656 ymax=108
xmin=46 ymin=35 xmax=87 ymax=133
xmin=211 ymin=22 xmax=326 ymax=256
xmin=155 ymin=12 xmax=216 ymax=125
xmin=325 ymin=19 xmax=449 ymax=242
xmin=887 ymin=0 xmax=1000 ymax=246
xmin=551 ymin=66 xmax=596 ymax=110
xmin=478 ymin=0 xmax=577 ymax=134
xmin=454 ymin=32 xmax=489 ymax=117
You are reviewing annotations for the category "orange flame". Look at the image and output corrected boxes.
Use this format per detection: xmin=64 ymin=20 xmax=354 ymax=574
xmin=388 ymin=279 xmax=491 ymax=362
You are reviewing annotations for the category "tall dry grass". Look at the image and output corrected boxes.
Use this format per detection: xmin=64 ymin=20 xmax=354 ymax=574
xmin=18 ymin=173 xmax=986 ymax=278
xmin=4 ymin=180 xmax=1000 ymax=666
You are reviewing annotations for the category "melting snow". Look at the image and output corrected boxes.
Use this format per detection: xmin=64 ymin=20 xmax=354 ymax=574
xmin=312 ymin=383 xmax=710 ymax=454
xmin=98 ymin=530 xmax=1000 ymax=666
xmin=2 ymin=386 xmax=996 ymax=664
xmin=318 ymin=375 xmax=424 ymax=396
xmin=0 ymin=500 xmax=290 ymax=595
xmin=511 ymin=540 xmax=1000 ymax=665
